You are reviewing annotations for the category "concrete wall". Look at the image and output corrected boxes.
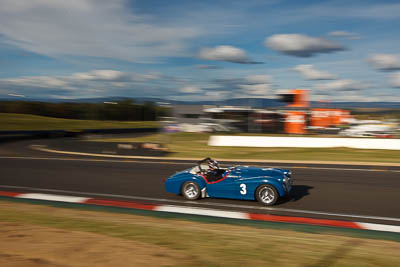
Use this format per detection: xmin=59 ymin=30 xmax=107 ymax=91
xmin=208 ymin=135 xmax=400 ymax=150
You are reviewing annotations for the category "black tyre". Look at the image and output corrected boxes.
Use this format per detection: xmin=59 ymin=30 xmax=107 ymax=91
xmin=255 ymin=184 xmax=278 ymax=205
xmin=181 ymin=181 xmax=201 ymax=200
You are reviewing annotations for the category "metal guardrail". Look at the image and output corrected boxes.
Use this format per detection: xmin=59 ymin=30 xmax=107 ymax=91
xmin=0 ymin=128 xmax=159 ymax=143
xmin=0 ymin=128 xmax=159 ymax=135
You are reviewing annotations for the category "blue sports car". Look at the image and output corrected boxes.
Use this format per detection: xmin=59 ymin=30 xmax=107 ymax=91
xmin=164 ymin=158 xmax=292 ymax=205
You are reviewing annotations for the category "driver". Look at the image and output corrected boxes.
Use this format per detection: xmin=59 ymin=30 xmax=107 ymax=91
xmin=206 ymin=159 xmax=220 ymax=181
xmin=208 ymin=159 xmax=219 ymax=171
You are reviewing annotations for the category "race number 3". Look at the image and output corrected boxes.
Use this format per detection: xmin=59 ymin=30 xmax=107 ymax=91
xmin=240 ymin=184 xmax=247 ymax=195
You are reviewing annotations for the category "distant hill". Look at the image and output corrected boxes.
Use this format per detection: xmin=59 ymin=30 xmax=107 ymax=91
xmin=1 ymin=96 xmax=399 ymax=109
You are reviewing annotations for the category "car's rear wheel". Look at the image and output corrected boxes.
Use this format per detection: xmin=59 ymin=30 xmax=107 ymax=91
xmin=256 ymin=184 xmax=278 ymax=205
xmin=181 ymin=181 xmax=201 ymax=200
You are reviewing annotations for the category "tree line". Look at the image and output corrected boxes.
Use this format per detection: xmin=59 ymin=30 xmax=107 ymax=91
xmin=0 ymin=100 xmax=170 ymax=121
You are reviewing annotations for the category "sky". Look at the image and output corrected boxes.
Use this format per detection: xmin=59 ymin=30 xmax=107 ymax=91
xmin=1 ymin=0 xmax=400 ymax=102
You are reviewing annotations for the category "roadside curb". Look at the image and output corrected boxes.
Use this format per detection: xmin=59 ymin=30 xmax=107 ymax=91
xmin=1 ymin=190 xmax=399 ymax=235
xmin=31 ymin=145 xmax=400 ymax=167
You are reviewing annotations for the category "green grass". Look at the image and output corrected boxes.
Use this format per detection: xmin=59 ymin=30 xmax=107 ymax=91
xmin=0 ymin=113 xmax=159 ymax=131
xmin=1 ymin=201 xmax=399 ymax=267
xmin=93 ymin=132 xmax=400 ymax=164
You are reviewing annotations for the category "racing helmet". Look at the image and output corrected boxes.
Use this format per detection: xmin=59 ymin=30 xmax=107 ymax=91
xmin=208 ymin=159 xmax=219 ymax=170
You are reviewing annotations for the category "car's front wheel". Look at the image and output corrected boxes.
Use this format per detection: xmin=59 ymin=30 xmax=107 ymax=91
xmin=255 ymin=184 xmax=278 ymax=205
xmin=181 ymin=181 xmax=201 ymax=200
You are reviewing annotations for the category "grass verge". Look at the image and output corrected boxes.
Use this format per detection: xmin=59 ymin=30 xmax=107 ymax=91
xmin=0 ymin=113 xmax=159 ymax=131
xmin=92 ymin=132 xmax=400 ymax=164
xmin=0 ymin=200 xmax=399 ymax=267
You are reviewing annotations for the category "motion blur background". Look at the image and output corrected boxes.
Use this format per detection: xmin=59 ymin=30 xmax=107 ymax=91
xmin=1 ymin=2 xmax=400 ymax=266
xmin=0 ymin=0 xmax=399 ymax=142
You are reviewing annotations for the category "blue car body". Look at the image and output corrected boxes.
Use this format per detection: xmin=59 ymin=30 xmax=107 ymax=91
xmin=164 ymin=159 xmax=292 ymax=203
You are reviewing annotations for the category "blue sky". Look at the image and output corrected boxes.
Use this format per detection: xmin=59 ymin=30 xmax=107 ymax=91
xmin=1 ymin=0 xmax=400 ymax=101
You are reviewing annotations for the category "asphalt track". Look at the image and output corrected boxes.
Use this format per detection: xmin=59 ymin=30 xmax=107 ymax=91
xmin=0 ymin=138 xmax=399 ymax=226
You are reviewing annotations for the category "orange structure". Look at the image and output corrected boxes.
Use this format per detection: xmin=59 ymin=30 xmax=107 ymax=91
xmin=280 ymin=89 xmax=351 ymax=134
xmin=284 ymin=111 xmax=306 ymax=134
xmin=280 ymin=89 xmax=350 ymax=134
xmin=310 ymin=108 xmax=332 ymax=128
xmin=287 ymin=89 xmax=309 ymax=108
xmin=310 ymin=109 xmax=351 ymax=128
xmin=280 ymin=89 xmax=308 ymax=134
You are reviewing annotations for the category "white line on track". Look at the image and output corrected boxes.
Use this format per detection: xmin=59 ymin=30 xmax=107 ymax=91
xmin=1 ymin=184 xmax=399 ymax=223
xmin=154 ymin=205 xmax=249 ymax=220
xmin=1 ymin=156 xmax=399 ymax=173
xmin=32 ymin=145 xmax=400 ymax=167
xmin=18 ymin=193 xmax=90 ymax=203
xmin=357 ymin=222 xmax=400 ymax=233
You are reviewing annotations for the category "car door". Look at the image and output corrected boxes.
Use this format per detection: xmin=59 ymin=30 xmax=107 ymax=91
xmin=233 ymin=168 xmax=256 ymax=200
xmin=206 ymin=169 xmax=240 ymax=199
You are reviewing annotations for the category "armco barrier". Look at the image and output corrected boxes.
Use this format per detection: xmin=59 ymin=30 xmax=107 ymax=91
xmin=0 ymin=128 xmax=159 ymax=143
xmin=0 ymin=128 xmax=158 ymax=136
xmin=208 ymin=136 xmax=400 ymax=150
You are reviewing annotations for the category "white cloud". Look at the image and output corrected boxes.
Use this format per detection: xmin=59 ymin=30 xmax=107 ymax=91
xmin=71 ymin=70 xmax=127 ymax=81
xmin=245 ymin=74 xmax=272 ymax=84
xmin=239 ymin=74 xmax=274 ymax=96
xmin=0 ymin=0 xmax=202 ymax=62
xmin=0 ymin=69 xmax=166 ymax=98
xmin=368 ymin=54 xmax=400 ymax=71
xmin=363 ymin=91 xmax=400 ymax=102
xmin=314 ymin=79 xmax=370 ymax=91
xmin=210 ymin=74 xmax=274 ymax=97
xmin=390 ymin=72 xmax=400 ymax=88
xmin=5 ymin=76 xmax=69 ymax=89
xmin=328 ymin=31 xmax=361 ymax=40
xmin=293 ymin=64 xmax=336 ymax=80
xmin=133 ymin=73 xmax=162 ymax=82
xmin=170 ymin=90 xmax=228 ymax=101
xmin=70 ymin=70 xmax=162 ymax=82
xmin=198 ymin=45 xmax=258 ymax=64
xmin=205 ymin=90 xmax=229 ymax=99
xmin=265 ymin=34 xmax=345 ymax=57
xmin=239 ymin=83 xmax=274 ymax=96
xmin=179 ymin=86 xmax=202 ymax=94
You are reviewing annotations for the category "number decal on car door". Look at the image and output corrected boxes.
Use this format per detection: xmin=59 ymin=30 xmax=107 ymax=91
xmin=240 ymin=184 xmax=247 ymax=195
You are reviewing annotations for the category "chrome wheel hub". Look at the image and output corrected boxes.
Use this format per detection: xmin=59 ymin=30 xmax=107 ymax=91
xmin=185 ymin=184 xmax=198 ymax=198
xmin=259 ymin=187 xmax=275 ymax=204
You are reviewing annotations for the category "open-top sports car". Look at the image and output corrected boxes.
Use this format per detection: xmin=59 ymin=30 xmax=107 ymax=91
xmin=164 ymin=158 xmax=292 ymax=205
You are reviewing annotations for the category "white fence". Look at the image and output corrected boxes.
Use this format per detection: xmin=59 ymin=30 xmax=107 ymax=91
xmin=208 ymin=136 xmax=400 ymax=150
